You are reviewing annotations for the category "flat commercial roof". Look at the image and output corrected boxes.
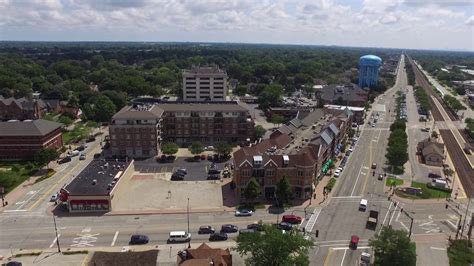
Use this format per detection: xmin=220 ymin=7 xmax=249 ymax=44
xmin=64 ymin=160 xmax=131 ymax=196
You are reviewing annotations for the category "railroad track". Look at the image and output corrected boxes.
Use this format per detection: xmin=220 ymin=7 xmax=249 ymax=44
xmin=407 ymin=56 xmax=474 ymax=197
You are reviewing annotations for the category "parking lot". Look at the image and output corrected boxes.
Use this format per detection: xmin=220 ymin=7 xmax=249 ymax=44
xmin=134 ymin=157 xmax=230 ymax=181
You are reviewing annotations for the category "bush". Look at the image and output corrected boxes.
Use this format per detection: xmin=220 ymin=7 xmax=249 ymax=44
xmin=62 ymin=250 xmax=89 ymax=255
xmin=326 ymin=178 xmax=336 ymax=191
xmin=448 ymin=240 xmax=474 ymax=266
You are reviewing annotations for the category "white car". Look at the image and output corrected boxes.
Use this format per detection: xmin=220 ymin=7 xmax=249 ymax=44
xmin=334 ymin=169 xmax=341 ymax=177
xmin=235 ymin=209 xmax=253 ymax=217
xmin=337 ymin=167 xmax=344 ymax=172
xmin=204 ymin=146 xmax=214 ymax=151
xmin=348 ymin=147 xmax=354 ymax=152
xmin=50 ymin=193 xmax=59 ymax=202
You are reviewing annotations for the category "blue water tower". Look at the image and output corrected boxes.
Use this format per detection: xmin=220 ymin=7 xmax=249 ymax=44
xmin=359 ymin=55 xmax=382 ymax=89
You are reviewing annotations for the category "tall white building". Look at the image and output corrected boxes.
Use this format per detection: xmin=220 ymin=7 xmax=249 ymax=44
xmin=182 ymin=66 xmax=227 ymax=101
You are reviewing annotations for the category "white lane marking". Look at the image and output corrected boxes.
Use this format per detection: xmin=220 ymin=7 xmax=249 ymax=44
xmin=305 ymin=208 xmax=321 ymax=233
xmin=332 ymin=196 xmax=362 ymax=199
xmin=400 ymin=221 xmax=409 ymax=232
xmin=389 ymin=204 xmax=398 ymax=225
xmin=111 ymin=231 xmax=119 ymax=246
xmin=396 ymin=204 xmax=404 ymax=222
xmin=16 ymin=188 xmax=42 ymax=210
xmin=447 ymin=220 xmax=457 ymax=229
xmin=382 ymin=202 xmax=394 ymax=226
xmin=340 ymin=249 xmax=348 ymax=266
xmin=362 ymin=166 xmax=369 ymax=170
xmin=430 ymin=247 xmax=446 ymax=251
xmin=350 ymin=166 xmax=365 ymax=196
xmin=332 ymin=246 xmax=370 ymax=251
xmin=49 ymin=234 xmax=60 ymax=248
xmin=3 ymin=210 xmax=28 ymax=212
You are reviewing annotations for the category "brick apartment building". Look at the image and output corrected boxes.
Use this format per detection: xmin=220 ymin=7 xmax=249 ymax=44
xmin=233 ymin=108 xmax=353 ymax=200
xmin=0 ymin=97 xmax=46 ymax=121
xmin=109 ymin=105 xmax=163 ymax=158
xmin=316 ymin=84 xmax=369 ymax=107
xmin=109 ymin=101 xmax=254 ymax=158
xmin=182 ymin=66 xmax=228 ymax=101
xmin=0 ymin=119 xmax=63 ymax=160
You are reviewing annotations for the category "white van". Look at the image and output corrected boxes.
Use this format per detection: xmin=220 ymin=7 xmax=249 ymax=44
xmin=359 ymin=199 xmax=368 ymax=211
xmin=168 ymin=231 xmax=191 ymax=243
xmin=431 ymin=179 xmax=448 ymax=189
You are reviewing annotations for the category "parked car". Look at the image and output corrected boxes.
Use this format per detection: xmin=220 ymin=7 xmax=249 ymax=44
xmin=282 ymin=214 xmax=302 ymax=224
xmin=278 ymin=222 xmax=293 ymax=231
xmin=208 ymin=169 xmax=220 ymax=175
xmin=57 ymin=156 xmax=72 ymax=164
xmin=129 ymin=234 xmax=149 ymax=245
xmin=198 ymin=225 xmax=215 ymax=234
xmin=371 ymin=163 xmax=377 ymax=169
xmin=50 ymin=193 xmax=59 ymax=202
xmin=239 ymin=229 xmax=255 ymax=234
xmin=221 ymin=224 xmax=238 ymax=233
xmin=174 ymin=171 xmax=186 ymax=177
xmin=207 ymin=174 xmax=220 ymax=180
xmin=75 ymin=145 xmax=86 ymax=151
xmin=334 ymin=169 xmax=341 ymax=177
xmin=176 ymin=168 xmax=187 ymax=174
xmin=428 ymin=173 xmax=441 ymax=179
xmin=378 ymin=174 xmax=384 ymax=181
xmin=171 ymin=174 xmax=184 ymax=181
xmin=209 ymin=232 xmax=228 ymax=241
xmin=68 ymin=150 xmax=80 ymax=157
xmin=79 ymin=153 xmax=86 ymax=160
xmin=93 ymin=153 xmax=101 ymax=159
xmin=86 ymin=136 xmax=96 ymax=143
xmin=204 ymin=146 xmax=214 ymax=151
xmin=235 ymin=209 xmax=253 ymax=217
xmin=4 ymin=261 xmax=22 ymax=266
xmin=247 ymin=223 xmax=263 ymax=231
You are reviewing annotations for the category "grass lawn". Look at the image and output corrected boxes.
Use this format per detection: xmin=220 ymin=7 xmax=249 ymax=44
xmin=448 ymin=240 xmax=474 ymax=266
xmin=386 ymin=177 xmax=404 ymax=187
xmin=0 ymin=162 xmax=39 ymax=194
xmin=400 ymin=181 xmax=451 ymax=199
xmin=63 ymin=122 xmax=92 ymax=144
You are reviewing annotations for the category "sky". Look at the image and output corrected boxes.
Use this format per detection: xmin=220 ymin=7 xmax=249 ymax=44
xmin=0 ymin=0 xmax=473 ymax=51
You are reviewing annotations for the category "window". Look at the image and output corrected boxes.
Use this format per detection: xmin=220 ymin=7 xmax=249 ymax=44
xmin=241 ymin=169 xmax=251 ymax=177
xmin=265 ymin=169 xmax=275 ymax=177
xmin=297 ymin=169 xmax=304 ymax=177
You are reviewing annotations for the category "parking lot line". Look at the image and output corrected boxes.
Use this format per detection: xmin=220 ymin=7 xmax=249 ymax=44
xmin=111 ymin=231 xmax=119 ymax=246
xmin=340 ymin=249 xmax=347 ymax=266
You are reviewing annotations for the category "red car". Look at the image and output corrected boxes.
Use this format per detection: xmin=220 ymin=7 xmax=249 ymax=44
xmin=282 ymin=214 xmax=302 ymax=224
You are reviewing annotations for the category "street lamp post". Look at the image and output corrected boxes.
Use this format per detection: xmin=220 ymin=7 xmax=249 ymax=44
xmin=52 ymin=214 xmax=61 ymax=253
xmin=187 ymin=197 xmax=191 ymax=249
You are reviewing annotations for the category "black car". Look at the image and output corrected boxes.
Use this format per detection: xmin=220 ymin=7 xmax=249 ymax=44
xmin=428 ymin=173 xmax=441 ymax=179
xmin=93 ymin=153 xmax=101 ymax=159
xmin=5 ymin=262 xmax=22 ymax=266
xmin=75 ymin=145 xmax=86 ymax=151
xmin=209 ymin=232 xmax=228 ymax=241
xmin=221 ymin=224 xmax=238 ymax=233
xmin=174 ymin=171 xmax=186 ymax=177
xmin=86 ymin=136 xmax=96 ymax=143
xmin=171 ymin=174 xmax=184 ymax=181
xmin=129 ymin=234 xmax=149 ymax=245
xmin=57 ymin=156 xmax=72 ymax=164
xmin=247 ymin=223 xmax=263 ymax=231
xmin=207 ymin=174 xmax=220 ymax=180
xmin=208 ymin=169 xmax=221 ymax=175
xmin=278 ymin=222 xmax=293 ymax=231
xmin=198 ymin=225 xmax=215 ymax=234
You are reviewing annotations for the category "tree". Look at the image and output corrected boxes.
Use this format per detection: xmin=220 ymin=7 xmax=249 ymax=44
xmin=93 ymin=95 xmax=116 ymax=122
xmin=67 ymin=95 xmax=80 ymax=108
xmin=347 ymin=128 xmax=355 ymax=138
xmin=254 ymin=125 xmax=266 ymax=140
xmin=244 ymin=177 xmax=261 ymax=203
xmin=270 ymin=114 xmax=285 ymax=127
xmin=58 ymin=115 xmax=73 ymax=126
xmin=431 ymin=131 xmax=439 ymax=139
xmin=235 ymin=224 xmax=313 ymax=266
xmin=276 ymin=176 xmax=291 ymax=206
xmin=161 ymin=142 xmax=179 ymax=156
xmin=34 ymin=148 xmax=60 ymax=169
xmin=188 ymin=141 xmax=204 ymax=155
xmin=216 ymin=143 xmax=232 ymax=158
xmin=443 ymin=168 xmax=454 ymax=177
xmin=369 ymin=226 xmax=416 ymax=266
xmin=258 ymin=84 xmax=284 ymax=111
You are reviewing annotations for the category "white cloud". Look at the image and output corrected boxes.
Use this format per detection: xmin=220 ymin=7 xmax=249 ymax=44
xmin=0 ymin=0 xmax=472 ymax=51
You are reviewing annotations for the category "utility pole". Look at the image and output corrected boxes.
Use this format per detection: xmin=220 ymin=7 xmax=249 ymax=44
xmin=187 ymin=197 xmax=191 ymax=249
xmin=52 ymin=214 xmax=61 ymax=253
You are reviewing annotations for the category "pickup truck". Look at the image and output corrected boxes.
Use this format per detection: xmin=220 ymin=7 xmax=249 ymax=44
xmin=366 ymin=210 xmax=379 ymax=230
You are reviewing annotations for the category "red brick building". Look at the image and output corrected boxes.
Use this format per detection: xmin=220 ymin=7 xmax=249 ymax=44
xmin=233 ymin=108 xmax=352 ymax=200
xmin=0 ymin=97 xmax=46 ymax=121
xmin=0 ymin=119 xmax=63 ymax=160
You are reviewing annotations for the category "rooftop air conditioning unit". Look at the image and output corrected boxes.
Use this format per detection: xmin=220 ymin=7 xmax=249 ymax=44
xmin=283 ymin=155 xmax=289 ymax=166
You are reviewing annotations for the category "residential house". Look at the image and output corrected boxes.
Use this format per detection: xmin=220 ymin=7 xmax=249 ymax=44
xmin=417 ymin=138 xmax=445 ymax=167
xmin=177 ymin=243 xmax=232 ymax=266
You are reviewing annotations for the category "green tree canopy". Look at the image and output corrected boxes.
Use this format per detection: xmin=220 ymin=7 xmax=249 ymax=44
xmin=216 ymin=143 xmax=232 ymax=157
xmin=244 ymin=177 xmax=261 ymax=203
xmin=93 ymin=95 xmax=116 ymax=122
xmin=235 ymin=224 xmax=313 ymax=266
xmin=276 ymin=176 xmax=291 ymax=206
xmin=188 ymin=141 xmax=204 ymax=155
xmin=258 ymin=84 xmax=284 ymax=111
xmin=161 ymin=142 xmax=179 ymax=155
xmin=34 ymin=148 xmax=60 ymax=169
xmin=270 ymin=114 xmax=285 ymax=126
xmin=254 ymin=125 xmax=266 ymax=140
xmin=369 ymin=226 xmax=416 ymax=266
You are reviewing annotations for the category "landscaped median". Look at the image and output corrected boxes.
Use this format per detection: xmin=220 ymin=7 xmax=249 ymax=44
xmin=395 ymin=181 xmax=451 ymax=199
xmin=448 ymin=240 xmax=474 ymax=266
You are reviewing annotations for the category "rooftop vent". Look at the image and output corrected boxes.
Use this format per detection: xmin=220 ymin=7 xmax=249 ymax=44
xmin=283 ymin=155 xmax=289 ymax=166
xmin=253 ymin=155 xmax=263 ymax=166
xmin=92 ymin=179 xmax=97 ymax=185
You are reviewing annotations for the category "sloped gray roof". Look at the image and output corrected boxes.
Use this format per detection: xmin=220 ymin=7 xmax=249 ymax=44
xmin=321 ymin=130 xmax=333 ymax=145
xmin=0 ymin=119 xmax=62 ymax=136
xmin=112 ymin=105 xmax=164 ymax=120
xmin=289 ymin=118 xmax=302 ymax=128
xmin=329 ymin=123 xmax=340 ymax=135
